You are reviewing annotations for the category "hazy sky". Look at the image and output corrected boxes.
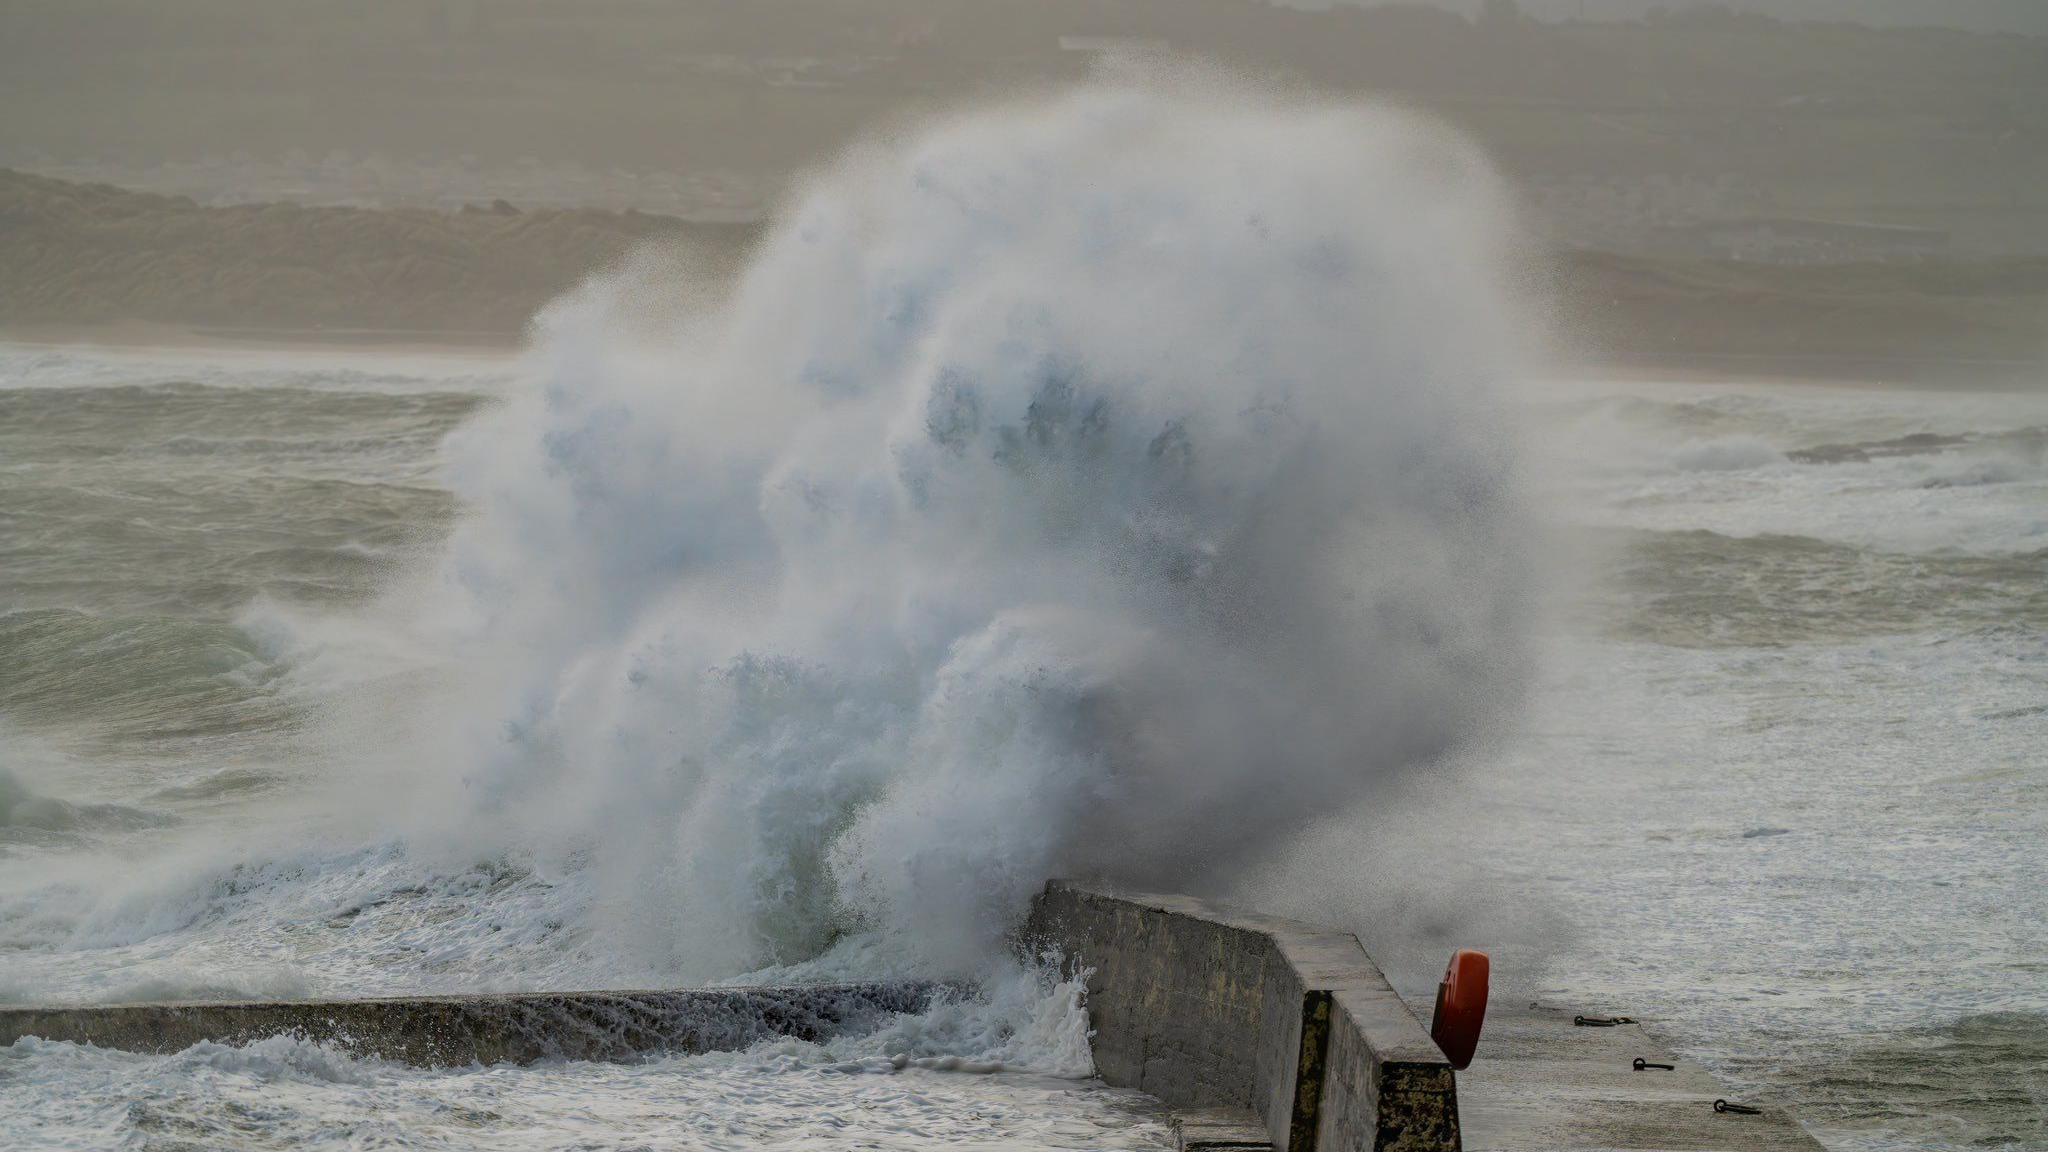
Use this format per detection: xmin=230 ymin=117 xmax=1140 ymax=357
xmin=1337 ymin=0 xmax=2048 ymax=34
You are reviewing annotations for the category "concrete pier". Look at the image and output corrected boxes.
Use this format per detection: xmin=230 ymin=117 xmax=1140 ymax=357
xmin=1024 ymin=880 xmax=1459 ymax=1152
xmin=1456 ymin=1005 xmax=1825 ymax=1151
xmin=1023 ymin=880 xmax=1828 ymax=1152
xmin=3 ymin=887 xmax=1832 ymax=1151
xmin=0 ymin=982 xmax=940 ymax=1066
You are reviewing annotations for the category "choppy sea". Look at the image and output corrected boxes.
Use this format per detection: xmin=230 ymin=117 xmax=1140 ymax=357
xmin=0 ymin=343 xmax=2042 ymax=1149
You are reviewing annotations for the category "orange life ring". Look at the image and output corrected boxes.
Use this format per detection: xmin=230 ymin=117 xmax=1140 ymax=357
xmin=1430 ymin=948 xmax=1489 ymax=1070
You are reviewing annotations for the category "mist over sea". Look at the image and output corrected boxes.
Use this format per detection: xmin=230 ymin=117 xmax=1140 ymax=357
xmin=2 ymin=87 xmax=2044 ymax=1152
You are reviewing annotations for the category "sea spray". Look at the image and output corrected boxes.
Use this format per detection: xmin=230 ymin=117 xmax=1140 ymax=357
xmin=374 ymin=82 xmax=1537 ymax=980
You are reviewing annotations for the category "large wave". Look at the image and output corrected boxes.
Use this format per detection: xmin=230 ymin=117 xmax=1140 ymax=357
xmin=325 ymin=82 xmax=1536 ymax=982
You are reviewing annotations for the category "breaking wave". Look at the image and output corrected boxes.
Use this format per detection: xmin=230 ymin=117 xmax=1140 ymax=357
xmin=5 ymin=83 xmax=1536 ymax=1000
xmin=325 ymin=83 xmax=1535 ymax=980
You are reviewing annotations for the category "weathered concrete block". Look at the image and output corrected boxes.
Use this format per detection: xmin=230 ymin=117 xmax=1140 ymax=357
xmin=1175 ymin=1106 xmax=1279 ymax=1150
xmin=1023 ymin=881 xmax=1457 ymax=1152
xmin=1320 ymin=986 xmax=1461 ymax=1152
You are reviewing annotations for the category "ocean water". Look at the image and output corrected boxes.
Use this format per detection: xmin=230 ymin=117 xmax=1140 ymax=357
xmin=6 ymin=349 xmax=2042 ymax=1150
xmin=1219 ymin=376 xmax=2048 ymax=1151
xmin=3 ymin=86 xmax=2044 ymax=1151
xmin=1510 ymin=379 xmax=2048 ymax=1151
xmin=0 ymin=341 xmax=1175 ymax=1150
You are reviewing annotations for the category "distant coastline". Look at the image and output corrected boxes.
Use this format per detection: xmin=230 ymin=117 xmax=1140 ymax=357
xmin=8 ymin=323 xmax=2035 ymax=394
xmin=6 ymin=168 xmax=2043 ymax=387
xmin=0 ymin=320 xmax=522 ymax=356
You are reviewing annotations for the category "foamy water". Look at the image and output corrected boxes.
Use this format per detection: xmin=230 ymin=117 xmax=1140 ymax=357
xmin=3 ymin=85 xmax=2045 ymax=1152
xmin=6 ymin=1001 xmax=1165 ymax=1151
xmin=1245 ymin=377 xmax=2048 ymax=1150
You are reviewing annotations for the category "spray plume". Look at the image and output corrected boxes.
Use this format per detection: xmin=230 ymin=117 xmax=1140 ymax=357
xmin=391 ymin=81 xmax=1533 ymax=980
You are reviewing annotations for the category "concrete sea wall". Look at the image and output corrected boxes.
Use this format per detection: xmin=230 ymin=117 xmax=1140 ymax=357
xmin=1023 ymin=881 xmax=1458 ymax=1152
xmin=0 ymin=982 xmax=938 ymax=1066
xmin=5 ymin=886 xmax=1827 ymax=1151
xmin=1454 ymin=1005 xmax=1828 ymax=1151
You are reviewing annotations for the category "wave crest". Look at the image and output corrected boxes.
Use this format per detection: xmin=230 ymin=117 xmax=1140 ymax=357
xmin=329 ymin=83 xmax=1535 ymax=981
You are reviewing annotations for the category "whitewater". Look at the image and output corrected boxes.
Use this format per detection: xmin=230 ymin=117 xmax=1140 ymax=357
xmin=3 ymin=85 xmax=2044 ymax=1151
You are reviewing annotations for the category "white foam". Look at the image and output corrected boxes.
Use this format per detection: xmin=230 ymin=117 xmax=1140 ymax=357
xmin=250 ymin=82 xmax=1537 ymax=984
xmin=0 ymin=981 xmax=1162 ymax=1151
xmin=1537 ymin=378 xmax=2048 ymax=554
